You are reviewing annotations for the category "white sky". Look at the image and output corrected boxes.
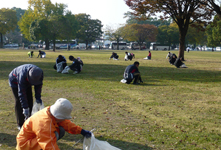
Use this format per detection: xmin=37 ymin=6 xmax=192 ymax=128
xmin=0 ymin=0 xmax=132 ymax=28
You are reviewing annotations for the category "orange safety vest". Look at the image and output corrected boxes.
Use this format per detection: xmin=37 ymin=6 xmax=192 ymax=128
xmin=16 ymin=106 xmax=82 ymax=150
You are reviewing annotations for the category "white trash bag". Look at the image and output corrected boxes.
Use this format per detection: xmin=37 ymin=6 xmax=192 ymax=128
xmin=181 ymin=63 xmax=188 ymax=68
xmin=120 ymin=79 xmax=127 ymax=83
xmin=83 ymin=133 xmax=121 ymax=150
xmin=56 ymin=62 xmax=63 ymax=73
xmin=31 ymin=101 xmax=45 ymax=115
xmin=61 ymin=66 xmax=70 ymax=74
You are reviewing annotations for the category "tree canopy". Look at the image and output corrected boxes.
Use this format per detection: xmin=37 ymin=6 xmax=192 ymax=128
xmin=123 ymin=23 xmax=158 ymax=49
xmin=19 ymin=0 xmax=78 ymax=50
xmin=125 ymin=0 xmax=215 ymax=59
xmin=0 ymin=8 xmax=17 ymax=48
xmin=105 ymin=25 xmax=125 ymax=50
xmin=75 ymin=13 xmax=103 ymax=49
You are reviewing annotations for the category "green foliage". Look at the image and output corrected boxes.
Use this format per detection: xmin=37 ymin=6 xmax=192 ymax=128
xmin=157 ymin=25 xmax=179 ymax=48
xmin=75 ymin=13 xmax=103 ymax=48
xmin=206 ymin=15 xmax=221 ymax=47
xmin=19 ymin=0 xmax=78 ymax=50
xmin=105 ymin=25 xmax=125 ymax=50
xmin=0 ymin=8 xmax=17 ymax=47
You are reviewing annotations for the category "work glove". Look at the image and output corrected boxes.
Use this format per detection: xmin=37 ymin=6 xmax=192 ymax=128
xmin=23 ymin=108 xmax=30 ymax=120
xmin=81 ymin=129 xmax=92 ymax=138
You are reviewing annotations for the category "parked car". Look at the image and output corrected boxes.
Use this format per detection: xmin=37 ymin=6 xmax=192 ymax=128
xmin=91 ymin=44 xmax=99 ymax=49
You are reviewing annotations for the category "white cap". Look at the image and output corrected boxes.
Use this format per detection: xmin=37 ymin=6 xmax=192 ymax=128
xmin=50 ymin=98 xmax=73 ymax=119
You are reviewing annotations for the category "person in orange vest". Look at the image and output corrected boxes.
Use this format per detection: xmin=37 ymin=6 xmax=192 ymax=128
xmin=16 ymin=98 xmax=92 ymax=150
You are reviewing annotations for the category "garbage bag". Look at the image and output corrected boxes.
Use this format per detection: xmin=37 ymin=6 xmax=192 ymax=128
xmin=56 ymin=62 xmax=64 ymax=73
xmin=83 ymin=133 xmax=121 ymax=150
xmin=120 ymin=79 xmax=127 ymax=83
xmin=61 ymin=66 xmax=70 ymax=74
xmin=31 ymin=101 xmax=44 ymax=115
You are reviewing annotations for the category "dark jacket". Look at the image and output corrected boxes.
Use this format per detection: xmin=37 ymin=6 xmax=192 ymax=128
xmin=110 ymin=53 xmax=118 ymax=59
xmin=124 ymin=64 xmax=139 ymax=79
xmin=174 ymin=58 xmax=183 ymax=68
xmin=9 ymin=64 xmax=43 ymax=108
xmin=56 ymin=56 xmax=66 ymax=64
xmin=69 ymin=58 xmax=84 ymax=72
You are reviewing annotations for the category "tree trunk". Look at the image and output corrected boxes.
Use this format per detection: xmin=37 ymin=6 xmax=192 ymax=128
xmin=86 ymin=41 xmax=88 ymax=50
xmin=178 ymin=33 xmax=185 ymax=60
xmin=0 ymin=33 xmax=3 ymax=48
xmin=117 ymin=39 xmax=119 ymax=50
xmin=53 ymin=40 xmax=56 ymax=52
xmin=45 ymin=39 xmax=50 ymax=50
xmin=178 ymin=26 xmax=188 ymax=61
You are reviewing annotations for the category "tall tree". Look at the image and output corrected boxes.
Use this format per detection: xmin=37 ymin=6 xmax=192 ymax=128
xmin=105 ymin=25 xmax=125 ymax=50
xmin=75 ymin=13 xmax=103 ymax=49
xmin=123 ymin=23 xmax=158 ymax=49
xmin=0 ymin=8 xmax=17 ymax=48
xmin=125 ymin=0 xmax=214 ymax=60
xmin=18 ymin=0 xmax=69 ymax=50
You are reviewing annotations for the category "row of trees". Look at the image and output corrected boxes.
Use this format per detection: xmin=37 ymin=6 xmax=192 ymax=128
xmin=105 ymin=13 xmax=208 ymax=51
xmin=124 ymin=0 xmax=221 ymax=60
xmin=0 ymin=0 xmax=103 ymax=51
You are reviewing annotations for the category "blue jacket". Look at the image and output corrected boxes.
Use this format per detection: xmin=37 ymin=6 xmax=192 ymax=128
xmin=9 ymin=64 xmax=43 ymax=109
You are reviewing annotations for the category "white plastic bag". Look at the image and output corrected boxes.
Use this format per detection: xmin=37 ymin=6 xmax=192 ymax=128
xmin=120 ymin=79 xmax=127 ymax=83
xmin=31 ymin=101 xmax=45 ymax=115
xmin=181 ymin=63 xmax=188 ymax=68
xmin=61 ymin=66 xmax=70 ymax=74
xmin=56 ymin=62 xmax=63 ymax=73
xmin=83 ymin=133 xmax=121 ymax=150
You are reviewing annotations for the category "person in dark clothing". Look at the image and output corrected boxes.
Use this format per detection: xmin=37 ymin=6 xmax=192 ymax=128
xmin=166 ymin=52 xmax=177 ymax=65
xmin=8 ymin=64 xmax=43 ymax=130
xmin=53 ymin=55 xmax=67 ymax=71
xmin=110 ymin=52 xmax=119 ymax=60
xmin=174 ymin=57 xmax=187 ymax=68
xmin=125 ymin=52 xmax=133 ymax=61
xmin=37 ymin=50 xmax=46 ymax=58
xmin=123 ymin=61 xmax=143 ymax=84
xmin=69 ymin=55 xmax=84 ymax=74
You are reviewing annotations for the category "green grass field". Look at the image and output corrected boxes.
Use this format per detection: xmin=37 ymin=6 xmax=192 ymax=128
xmin=0 ymin=49 xmax=221 ymax=150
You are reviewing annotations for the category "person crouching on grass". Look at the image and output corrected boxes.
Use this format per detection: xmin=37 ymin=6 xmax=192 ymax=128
xmin=122 ymin=61 xmax=143 ymax=84
xmin=16 ymin=98 xmax=92 ymax=150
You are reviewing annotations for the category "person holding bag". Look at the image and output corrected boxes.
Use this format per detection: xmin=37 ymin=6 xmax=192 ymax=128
xmin=16 ymin=98 xmax=92 ymax=150
xmin=8 ymin=64 xmax=44 ymax=130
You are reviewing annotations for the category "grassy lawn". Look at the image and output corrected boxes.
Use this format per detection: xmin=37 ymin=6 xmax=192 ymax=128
xmin=0 ymin=49 xmax=220 ymax=150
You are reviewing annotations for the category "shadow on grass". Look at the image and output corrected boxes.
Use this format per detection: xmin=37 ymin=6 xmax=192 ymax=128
xmin=0 ymin=133 xmax=17 ymax=147
xmin=62 ymin=135 xmax=153 ymax=150
xmin=0 ymin=61 xmax=220 ymax=84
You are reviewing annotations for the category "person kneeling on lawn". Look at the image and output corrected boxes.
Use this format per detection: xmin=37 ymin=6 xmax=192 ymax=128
xmin=144 ymin=51 xmax=151 ymax=60
xmin=16 ymin=98 xmax=92 ymax=150
xmin=68 ymin=55 xmax=83 ymax=74
xmin=109 ymin=52 xmax=119 ymax=60
xmin=121 ymin=61 xmax=143 ymax=84
xmin=174 ymin=57 xmax=188 ymax=68
xmin=53 ymin=55 xmax=67 ymax=72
